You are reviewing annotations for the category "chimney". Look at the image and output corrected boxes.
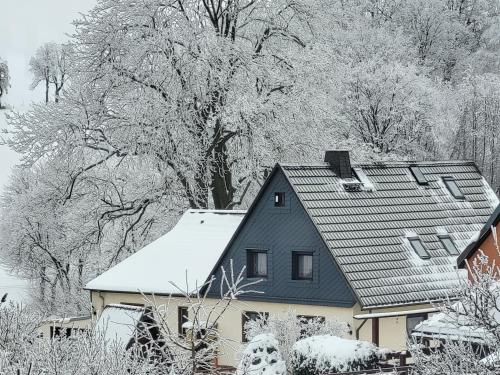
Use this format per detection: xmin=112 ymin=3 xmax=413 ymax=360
xmin=324 ymin=150 xmax=352 ymax=179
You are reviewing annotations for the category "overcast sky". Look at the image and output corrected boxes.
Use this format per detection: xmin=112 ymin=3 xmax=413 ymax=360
xmin=0 ymin=0 xmax=96 ymax=180
xmin=0 ymin=0 xmax=96 ymax=302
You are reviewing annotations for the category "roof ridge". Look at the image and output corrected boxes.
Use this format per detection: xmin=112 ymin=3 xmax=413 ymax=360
xmin=279 ymin=160 xmax=477 ymax=169
xmin=186 ymin=209 xmax=247 ymax=214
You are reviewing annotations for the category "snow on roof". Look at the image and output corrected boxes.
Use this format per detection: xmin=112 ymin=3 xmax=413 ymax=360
xmin=85 ymin=210 xmax=246 ymax=295
xmin=95 ymin=304 xmax=144 ymax=349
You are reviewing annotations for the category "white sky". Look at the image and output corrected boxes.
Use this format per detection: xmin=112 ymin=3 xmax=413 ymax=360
xmin=0 ymin=0 xmax=96 ymax=302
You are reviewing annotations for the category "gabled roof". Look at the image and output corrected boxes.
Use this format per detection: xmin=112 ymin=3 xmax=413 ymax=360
xmin=279 ymin=160 xmax=498 ymax=308
xmin=85 ymin=210 xmax=245 ymax=295
xmin=457 ymin=203 xmax=500 ymax=267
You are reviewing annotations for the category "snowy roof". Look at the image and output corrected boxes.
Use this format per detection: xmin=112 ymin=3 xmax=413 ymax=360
xmin=85 ymin=210 xmax=246 ymax=295
xmin=411 ymin=309 xmax=489 ymax=343
xmin=95 ymin=304 xmax=145 ymax=349
xmin=457 ymin=203 xmax=500 ymax=267
xmin=279 ymin=160 xmax=498 ymax=308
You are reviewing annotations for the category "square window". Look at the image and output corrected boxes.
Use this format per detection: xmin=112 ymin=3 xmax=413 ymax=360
xmin=241 ymin=311 xmax=268 ymax=342
xmin=406 ymin=313 xmax=428 ymax=337
xmin=247 ymin=250 xmax=267 ymax=278
xmin=274 ymin=192 xmax=285 ymax=207
xmin=439 ymin=235 xmax=459 ymax=256
xmin=442 ymin=177 xmax=465 ymax=200
xmin=292 ymin=252 xmax=313 ymax=280
xmin=408 ymin=237 xmax=430 ymax=259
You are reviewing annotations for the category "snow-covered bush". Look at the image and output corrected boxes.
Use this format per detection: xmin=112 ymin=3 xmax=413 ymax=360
xmin=243 ymin=309 xmax=348 ymax=372
xmin=291 ymin=335 xmax=380 ymax=375
xmin=237 ymin=333 xmax=286 ymax=375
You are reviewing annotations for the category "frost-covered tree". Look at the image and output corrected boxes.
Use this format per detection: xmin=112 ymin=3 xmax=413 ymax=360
xmin=29 ymin=43 xmax=70 ymax=103
xmin=138 ymin=263 xmax=261 ymax=375
xmin=0 ymin=58 xmax=10 ymax=109
xmin=68 ymin=0 xmax=317 ymax=210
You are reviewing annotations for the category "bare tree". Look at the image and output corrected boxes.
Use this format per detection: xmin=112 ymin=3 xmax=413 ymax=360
xmin=29 ymin=43 xmax=70 ymax=103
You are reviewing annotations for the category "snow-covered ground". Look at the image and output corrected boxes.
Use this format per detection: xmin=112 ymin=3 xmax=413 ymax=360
xmin=0 ymin=265 xmax=28 ymax=303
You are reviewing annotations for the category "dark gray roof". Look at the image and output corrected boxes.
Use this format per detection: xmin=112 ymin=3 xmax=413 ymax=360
xmin=280 ymin=160 xmax=498 ymax=308
xmin=457 ymin=203 xmax=500 ymax=267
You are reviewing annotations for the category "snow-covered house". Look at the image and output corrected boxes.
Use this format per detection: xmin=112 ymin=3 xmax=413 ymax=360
xmin=86 ymin=151 xmax=499 ymax=367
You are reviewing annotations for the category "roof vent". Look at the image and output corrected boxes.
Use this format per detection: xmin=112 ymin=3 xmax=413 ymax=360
xmin=324 ymin=150 xmax=352 ymax=179
xmin=342 ymin=180 xmax=362 ymax=192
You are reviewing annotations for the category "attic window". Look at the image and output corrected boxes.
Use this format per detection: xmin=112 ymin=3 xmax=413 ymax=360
xmin=408 ymin=236 xmax=430 ymax=259
xmin=274 ymin=192 xmax=285 ymax=207
xmin=442 ymin=177 xmax=465 ymax=200
xmin=439 ymin=235 xmax=459 ymax=256
xmin=410 ymin=166 xmax=428 ymax=185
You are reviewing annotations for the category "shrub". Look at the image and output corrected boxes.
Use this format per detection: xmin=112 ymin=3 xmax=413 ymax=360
xmin=291 ymin=335 xmax=381 ymax=375
xmin=237 ymin=333 xmax=286 ymax=375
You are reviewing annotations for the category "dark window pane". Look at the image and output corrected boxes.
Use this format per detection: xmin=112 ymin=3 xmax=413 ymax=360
xmin=409 ymin=238 xmax=430 ymax=259
xmin=274 ymin=192 xmax=285 ymax=207
xmin=443 ymin=177 xmax=465 ymax=199
xmin=440 ymin=236 xmax=459 ymax=255
xmin=247 ymin=250 xmax=267 ymax=277
xmin=410 ymin=166 xmax=428 ymax=185
xmin=178 ymin=307 xmax=188 ymax=335
xmin=292 ymin=252 xmax=313 ymax=280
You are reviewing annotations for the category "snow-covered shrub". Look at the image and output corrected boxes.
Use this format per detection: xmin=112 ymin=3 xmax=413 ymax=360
xmin=291 ymin=335 xmax=380 ymax=375
xmin=237 ymin=333 xmax=286 ymax=375
xmin=243 ymin=309 xmax=348 ymax=372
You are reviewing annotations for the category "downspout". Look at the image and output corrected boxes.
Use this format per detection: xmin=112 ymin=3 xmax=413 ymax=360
xmin=355 ymin=318 xmax=367 ymax=340
xmin=98 ymin=291 xmax=105 ymax=314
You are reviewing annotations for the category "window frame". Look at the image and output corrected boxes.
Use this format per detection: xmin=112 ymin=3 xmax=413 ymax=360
xmin=241 ymin=311 xmax=269 ymax=342
xmin=274 ymin=192 xmax=285 ymax=207
xmin=442 ymin=176 xmax=465 ymax=200
xmin=406 ymin=313 xmax=428 ymax=337
xmin=439 ymin=235 xmax=459 ymax=256
xmin=178 ymin=306 xmax=189 ymax=336
xmin=292 ymin=251 xmax=314 ymax=281
xmin=246 ymin=249 xmax=268 ymax=278
xmin=408 ymin=236 xmax=430 ymax=259
xmin=409 ymin=166 xmax=429 ymax=185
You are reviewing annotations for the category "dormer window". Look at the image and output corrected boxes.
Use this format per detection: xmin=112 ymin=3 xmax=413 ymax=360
xmin=410 ymin=166 xmax=428 ymax=185
xmin=408 ymin=236 xmax=430 ymax=259
xmin=439 ymin=235 xmax=459 ymax=255
xmin=442 ymin=177 xmax=465 ymax=200
xmin=274 ymin=192 xmax=285 ymax=207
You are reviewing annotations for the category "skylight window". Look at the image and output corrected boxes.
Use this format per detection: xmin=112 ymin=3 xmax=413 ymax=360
xmin=410 ymin=166 xmax=429 ymax=185
xmin=442 ymin=177 xmax=465 ymax=199
xmin=408 ymin=236 xmax=430 ymax=259
xmin=439 ymin=235 xmax=459 ymax=256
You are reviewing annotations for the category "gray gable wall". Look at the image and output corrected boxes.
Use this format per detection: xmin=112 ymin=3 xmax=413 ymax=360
xmin=208 ymin=169 xmax=357 ymax=307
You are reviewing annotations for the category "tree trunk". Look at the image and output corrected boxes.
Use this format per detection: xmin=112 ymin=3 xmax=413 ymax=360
xmin=45 ymin=78 xmax=49 ymax=103
xmin=211 ymin=141 xmax=234 ymax=209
